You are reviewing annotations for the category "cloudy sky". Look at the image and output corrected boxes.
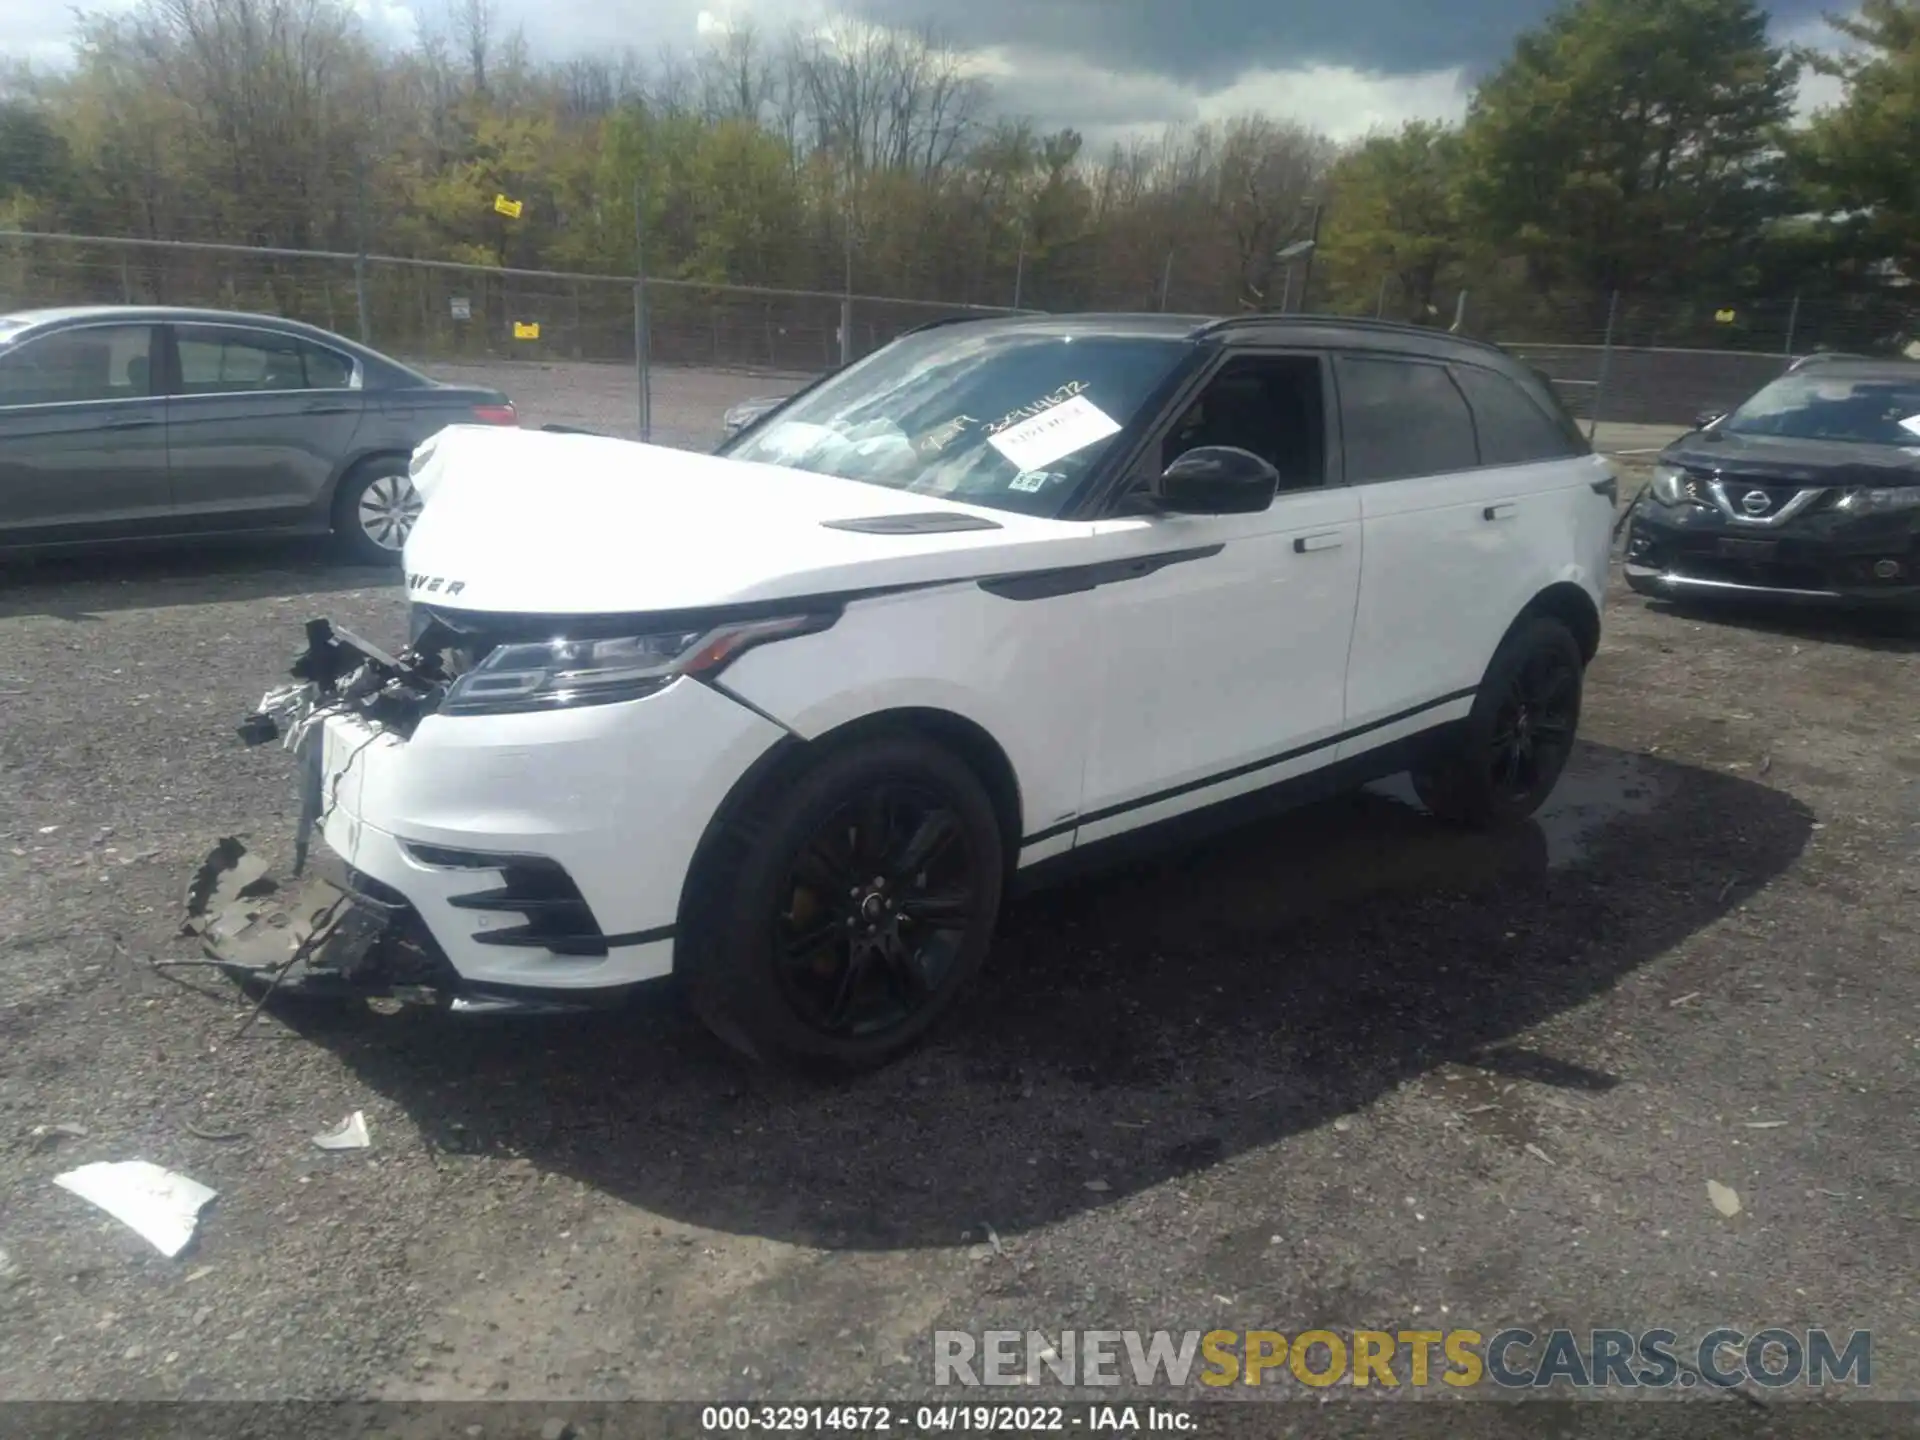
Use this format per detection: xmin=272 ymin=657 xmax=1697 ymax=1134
xmin=0 ymin=0 xmax=1853 ymax=145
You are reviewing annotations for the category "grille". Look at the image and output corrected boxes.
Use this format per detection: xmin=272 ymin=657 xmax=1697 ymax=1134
xmin=1712 ymin=478 xmax=1831 ymax=519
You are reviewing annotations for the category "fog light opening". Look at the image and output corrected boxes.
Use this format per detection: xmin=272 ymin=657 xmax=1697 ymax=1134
xmin=1873 ymin=558 xmax=1904 ymax=580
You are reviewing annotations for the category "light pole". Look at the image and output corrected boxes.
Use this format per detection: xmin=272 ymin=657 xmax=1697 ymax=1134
xmin=1274 ymin=237 xmax=1316 ymax=313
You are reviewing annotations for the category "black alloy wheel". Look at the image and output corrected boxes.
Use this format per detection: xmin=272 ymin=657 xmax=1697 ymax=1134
xmin=1413 ymin=615 xmax=1585 ymax=828
xmin=685 ymin=734 xmax=1005 ymax=1071
xmin=775 ymin=781 xmax=979 ymax=1039
xmin=1487 ymin=643 xmax=1580 ymax=803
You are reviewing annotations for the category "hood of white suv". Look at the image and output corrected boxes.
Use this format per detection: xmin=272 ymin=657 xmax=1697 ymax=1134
xmin=402 ymin=426 xmax=1102 ymax=614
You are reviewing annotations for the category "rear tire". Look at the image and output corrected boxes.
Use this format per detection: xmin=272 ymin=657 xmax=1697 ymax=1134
xmin=332 ymin=457 xmax=420 ymax=566
xmin=682 ymin=734 xmax=1005 ymax=1073
xmin=1413 ymin=616 xmax=1584 ymax=829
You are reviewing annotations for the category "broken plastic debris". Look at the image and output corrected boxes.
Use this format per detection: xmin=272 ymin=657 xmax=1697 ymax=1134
xmin=312 ymin=1111 xmax=372 ymax=1151
xmin=181 ymin=838 xmax=277 ymax=937
xmin=29 ymin=1122 xmax=89 ymax=1147
xmin=1708 ymin=1180 xmax=1743 ymax=1217
xmin=53 ymin=1161 xmax=217 ymax=1258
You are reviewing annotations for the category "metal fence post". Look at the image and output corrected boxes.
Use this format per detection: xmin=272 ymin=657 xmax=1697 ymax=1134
xmin=353 ymin=157 xmax=371 ymax=344
xmin=1158 ymin=250 xmax=1174 ymax=311
xmin=634 ymin=184 xmax=652 ymax=444
xmin=1588 ymin=289 xmax=1620 ymax=443
xmin=1375 ymin=274 xmax=1389 ymax=318
xmin=840 ymin=209 xmax=855 ymax=368
xmin=1783 ymin=290 xmax=1801 ymax=360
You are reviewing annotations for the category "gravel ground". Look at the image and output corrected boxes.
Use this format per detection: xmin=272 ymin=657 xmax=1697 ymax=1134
xmin=2 ymin=489 xmax=1918 ymax=1419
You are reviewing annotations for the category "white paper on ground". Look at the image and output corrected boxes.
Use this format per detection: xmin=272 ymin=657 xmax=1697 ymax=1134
xmin=1898 ymin=414 xmax=1920 ymax=438
xmin=987 ymin=394 xmax=1121 ymax=473
xmin=54 ymin=1160 xmax=218 ymax=1258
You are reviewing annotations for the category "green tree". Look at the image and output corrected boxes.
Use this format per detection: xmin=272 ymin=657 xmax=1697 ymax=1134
xmin=1793 ymin=0 xmax=1920 ymax=277
xmin=1318 ymin=121 xmax=1465 ymax=321
xmin=1461 ymin=0 xmax=1798 ymax=301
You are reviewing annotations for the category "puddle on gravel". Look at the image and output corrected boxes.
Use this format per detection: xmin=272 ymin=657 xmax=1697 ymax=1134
xmin=1368 ymin=745 xmax=1668 ymax=870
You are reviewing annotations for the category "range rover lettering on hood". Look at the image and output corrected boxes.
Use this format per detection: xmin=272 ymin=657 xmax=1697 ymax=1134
xmin=407 ymin=573 xmax=467 ymax=596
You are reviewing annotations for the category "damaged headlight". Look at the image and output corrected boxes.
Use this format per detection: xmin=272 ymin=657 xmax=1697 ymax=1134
xmin=439 ymin=614 xmax=834 ymax=716
xmin=1649 ymin=464 xmax=1705 ymax=508
xmin=1835 ymin=486 xmax=1920 ymax=515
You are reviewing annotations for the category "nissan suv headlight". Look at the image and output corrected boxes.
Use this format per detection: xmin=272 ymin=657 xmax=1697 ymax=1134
xmin=1835 ymin=486 xmax=1920 ymax=515
xmin=1649 ymin=463 xmax=1702 ymax=508
xmin=440 ymin=614 xmax=833 ymax=716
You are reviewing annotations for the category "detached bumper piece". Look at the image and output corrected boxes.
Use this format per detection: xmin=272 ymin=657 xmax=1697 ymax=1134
xmin=183 ymin=837 xmax=456 ymax=1001
xmin=182 ymin=839 xmax=621 ymax=1015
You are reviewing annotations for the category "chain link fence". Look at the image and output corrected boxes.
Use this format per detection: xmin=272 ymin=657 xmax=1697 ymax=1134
xmin=0 ymin=231 xmax=1028 ymax=443
xmin=5 ymin=230 xmax=1918 ymax=448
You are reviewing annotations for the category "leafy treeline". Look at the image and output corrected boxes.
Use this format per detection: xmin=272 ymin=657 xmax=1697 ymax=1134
xmin=2 ymin=0 xmax=1920 ymax=350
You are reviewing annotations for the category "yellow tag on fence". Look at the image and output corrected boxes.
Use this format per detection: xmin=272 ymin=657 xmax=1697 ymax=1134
xmin=494 ymin=194 xmax=524 ymax=219
xmin=512 ymin=321 xmax=540 ymax=340
xmin=1715 ymin=308 xmax=1736 ymax=324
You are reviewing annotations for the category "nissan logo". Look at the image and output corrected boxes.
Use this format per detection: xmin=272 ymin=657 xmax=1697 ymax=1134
xmin=1741 ymin=490 xmax=1772 ymax=516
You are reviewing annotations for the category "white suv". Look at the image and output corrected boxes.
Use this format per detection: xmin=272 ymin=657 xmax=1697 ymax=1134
xmin=217 ymin=314 xmax=1617 ymax=1070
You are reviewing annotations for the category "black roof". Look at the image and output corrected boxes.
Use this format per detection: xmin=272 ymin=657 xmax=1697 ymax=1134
xmin=1783 ymin=354 xmax=1920 ymax=379
xmin=902 ymin=309 xmax=1516 ymax=367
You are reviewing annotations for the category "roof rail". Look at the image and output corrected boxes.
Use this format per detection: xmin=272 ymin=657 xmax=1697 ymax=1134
xmin=1194 ymin=311 xmax=1510 ymax=355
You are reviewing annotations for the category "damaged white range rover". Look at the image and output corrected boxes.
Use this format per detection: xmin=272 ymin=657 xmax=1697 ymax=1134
xmin=203 ymin=313 xmax=1616 ymax=1070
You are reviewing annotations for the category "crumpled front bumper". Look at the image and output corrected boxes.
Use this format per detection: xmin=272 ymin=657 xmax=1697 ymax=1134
xmin=193 ymin=618 xmax=788 ymax=1007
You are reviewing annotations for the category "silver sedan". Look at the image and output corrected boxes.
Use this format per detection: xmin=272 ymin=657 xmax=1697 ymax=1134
xmin=0 ymin=305 xmax=517 ymax=564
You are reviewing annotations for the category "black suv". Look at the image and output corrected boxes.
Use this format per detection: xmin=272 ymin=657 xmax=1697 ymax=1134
xmin=1625 ymin=357 xmax=1920 ymax=608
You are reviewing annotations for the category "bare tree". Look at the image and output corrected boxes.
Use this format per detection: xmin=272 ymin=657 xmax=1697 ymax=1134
xmin=446 ymin=0 xmax=492 ymax=94
xmin=787 ymin=19 xmax=983 ymax=179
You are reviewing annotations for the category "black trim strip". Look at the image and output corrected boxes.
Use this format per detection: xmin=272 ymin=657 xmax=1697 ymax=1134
xmin=471 ymin=922 xmax=675 ymax=954
xmin=979 ymin=544 xmax=1225 ymax=601
xmin=601 ymin=924 xmax=677 ymax=949
xmin=415 ymin=545 xmax=1229 ymax=640
xmin=1019 ymin=686 xmax=1479 ymax=846
xmin=822 ymin=513 xmax=1003 ymax=534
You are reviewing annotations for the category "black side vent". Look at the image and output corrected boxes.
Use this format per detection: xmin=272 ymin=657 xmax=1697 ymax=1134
xmin=822 ymin=513 xmax=1003 ymax=535
xmin=448 ymin=858 xmax=610 ymax=957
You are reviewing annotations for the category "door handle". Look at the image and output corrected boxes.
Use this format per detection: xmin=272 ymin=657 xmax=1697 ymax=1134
xmin=302 ymin=403 xmax=354 ymax=415
xmin=103 ymin=418 xmax=160 ymax=431
xmin=1483 ymin=503 xmax=1518 ymax=521
xmin=1293 ymin=532 xmax=1344 ymax=553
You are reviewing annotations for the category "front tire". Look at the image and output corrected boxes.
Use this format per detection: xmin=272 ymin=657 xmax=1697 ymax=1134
xmin=1413 ymin=615 xmax=1584 ymax=829
xmin=683 ymin=734 xmax=1005 ymax=1072
xmin=333 ymin=458 xmax=421 ymax=565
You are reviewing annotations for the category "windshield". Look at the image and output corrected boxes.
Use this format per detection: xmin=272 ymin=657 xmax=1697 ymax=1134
xmin=1721 ymin=372 xmax=1920 ymax=446
xmin=720 ymin=328 xmax=1192 ymax=517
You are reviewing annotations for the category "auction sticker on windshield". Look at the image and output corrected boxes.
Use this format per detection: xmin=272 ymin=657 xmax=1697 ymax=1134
xmin=987 ymin=394 xmax=1122 ymax=474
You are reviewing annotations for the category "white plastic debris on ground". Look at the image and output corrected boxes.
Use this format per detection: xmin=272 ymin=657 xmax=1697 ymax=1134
xmin=53 ymin=1161 xmax=218 ymax=1258
xmin=312 ymin=1111 xmax=372 ymax=1151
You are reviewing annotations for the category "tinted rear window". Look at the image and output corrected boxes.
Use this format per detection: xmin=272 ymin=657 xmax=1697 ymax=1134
xmin=1335 ymin=355 xmax=1479 ymax=483
xmin=1453 ymin=363 xmax=1584 ymax=466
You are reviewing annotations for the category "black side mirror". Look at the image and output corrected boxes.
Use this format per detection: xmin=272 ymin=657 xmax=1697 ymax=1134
xmin=1694 ymin=410 xmax=1725 ymax=430
xmin=1155 ymin=445 xmax=1279 ymax=515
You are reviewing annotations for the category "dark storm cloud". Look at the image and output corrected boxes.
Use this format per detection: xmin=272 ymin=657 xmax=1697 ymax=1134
xmin=851 ymin=0 xmax=1839 ymax=84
